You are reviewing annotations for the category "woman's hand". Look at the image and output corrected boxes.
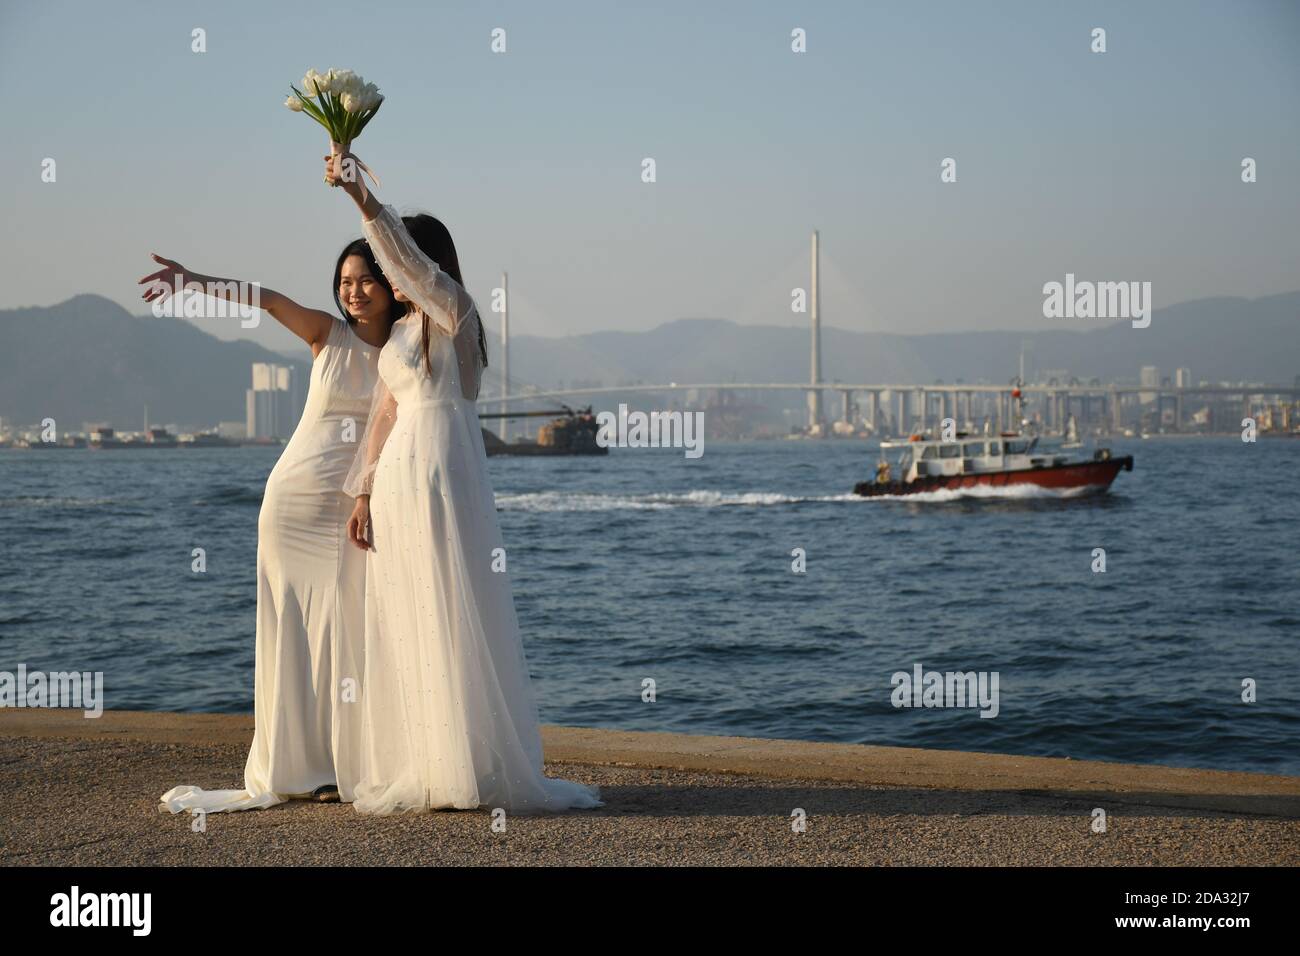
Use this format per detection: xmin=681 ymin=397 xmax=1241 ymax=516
xmin=324 ymin=149 xmax=365 ymax=201
xmin=323 ymin=148 xmax=382 ymax=218
xmin=347 ymin=496 xmax=373 ymax=551
xmin=138 ymin=253 xmax=190 ymax=305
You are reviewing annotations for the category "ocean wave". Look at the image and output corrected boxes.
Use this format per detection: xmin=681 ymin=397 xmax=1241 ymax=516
xmin=0 ymin=495 xmax=117 ymax=508
xmin=191 ymin=485 xmax=263 ymax=506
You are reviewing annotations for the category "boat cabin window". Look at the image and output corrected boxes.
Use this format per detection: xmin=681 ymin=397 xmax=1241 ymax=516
xmin=939 ymin=443 xmax=961 ymax=459
xmin=987 ymin=442 xmax=1003 ymax=456
xmin=1005 ymin=440 xmax=1029 ymax=454
xmin=921 ymin=445 xmax=938 ymax=459
xmin=963 ymin=442 xmax=986 ymax=457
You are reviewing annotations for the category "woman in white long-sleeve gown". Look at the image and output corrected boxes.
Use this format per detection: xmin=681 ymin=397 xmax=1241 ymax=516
xmin=328 ymin=150 xmax=603 ymax=814
xmin=141 ymin=243 xmax=399 ymax=813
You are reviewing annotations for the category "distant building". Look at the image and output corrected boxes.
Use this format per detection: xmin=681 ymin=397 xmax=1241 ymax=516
xmin=1175 ymin=367 xmax=1192 ymax=388
xmin=216 ymin=420 xmax=247 ymax=440
xmin=245 ymin=363 xmax=304 ymax=439
xmin=1140 ymin=365 xmax=1159 ymax=404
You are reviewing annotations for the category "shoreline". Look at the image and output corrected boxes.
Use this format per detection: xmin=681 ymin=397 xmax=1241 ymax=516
xmin=4 ymin=708 xmax=1297 ymax=865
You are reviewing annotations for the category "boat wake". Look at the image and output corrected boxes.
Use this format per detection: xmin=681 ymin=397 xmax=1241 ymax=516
xmin=496 ymin=489 xmax=861 ymax=512
xmin=496 ymin=480 xmax=1118 ymax=511
xmin=496 ymin=483 xmax=1107 ymax=512
xmin=863 ymin=483 xmax=1102 ymax=503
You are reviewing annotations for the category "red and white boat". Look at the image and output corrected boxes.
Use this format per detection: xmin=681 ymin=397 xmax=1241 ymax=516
xmin=854 ymin=431 xmax=1132 ymax=497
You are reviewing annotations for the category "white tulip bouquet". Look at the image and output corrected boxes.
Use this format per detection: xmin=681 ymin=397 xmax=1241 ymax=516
xmin=286 ymin=68 xmax=384 ymax=186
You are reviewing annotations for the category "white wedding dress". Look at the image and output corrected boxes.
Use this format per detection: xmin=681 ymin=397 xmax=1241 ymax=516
xmin=160 ymin=317 xmax=379 ymax=813
xmin=343 ymin=204 xmax=603 ymax=814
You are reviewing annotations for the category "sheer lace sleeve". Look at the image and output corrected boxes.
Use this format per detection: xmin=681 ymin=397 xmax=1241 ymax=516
xmin=451 ymin=310 xmax=484 ymax=402
xmin=343 ymin=375 xmax=398 ymax=498
xmin=362 ymin=204 xmax=475 ymax=337
xmin=362 ymin=204 xmax=485 ymax=402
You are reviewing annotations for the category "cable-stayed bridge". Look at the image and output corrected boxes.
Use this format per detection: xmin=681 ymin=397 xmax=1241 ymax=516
xmin=482 ymin=238 xmax=1298 ymax=438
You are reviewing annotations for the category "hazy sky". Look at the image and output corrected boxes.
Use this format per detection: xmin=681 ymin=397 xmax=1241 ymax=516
xmin=2 ymin=0 xmax=1298 ymax=355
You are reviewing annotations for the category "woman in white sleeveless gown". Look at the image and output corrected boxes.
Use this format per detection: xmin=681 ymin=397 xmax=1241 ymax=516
xmin=329 ymin=152 xmax=604 ymax=814
xmin=140 ymin=247 xmax=395 ymax=813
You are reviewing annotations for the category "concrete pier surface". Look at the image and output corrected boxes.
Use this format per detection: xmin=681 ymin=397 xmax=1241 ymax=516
xmin=2 ymin=709 xmax=1297 ymax=866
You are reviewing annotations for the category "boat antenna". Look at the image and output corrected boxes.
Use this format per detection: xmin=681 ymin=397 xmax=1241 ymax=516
xmin=1010 ymin=376 xmax=1024 ymax=433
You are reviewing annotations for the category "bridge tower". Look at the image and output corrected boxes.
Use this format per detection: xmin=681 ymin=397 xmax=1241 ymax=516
xmin=808 ymin=230 xmax=823 ymax=430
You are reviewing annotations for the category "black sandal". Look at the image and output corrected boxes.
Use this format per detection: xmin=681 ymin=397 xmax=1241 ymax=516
xmin=312 ymin=784 xmax=340 ymax=803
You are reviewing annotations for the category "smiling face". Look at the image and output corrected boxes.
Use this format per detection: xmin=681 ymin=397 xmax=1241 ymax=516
xmin=338 ymin=254 xmax=393 ymax=323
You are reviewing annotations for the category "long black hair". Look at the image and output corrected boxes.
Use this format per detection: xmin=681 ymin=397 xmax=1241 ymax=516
xmin=332 ymin=238 xmax=403 ymax=329
xmin=400 ymin=213 xmax=489 ymax=375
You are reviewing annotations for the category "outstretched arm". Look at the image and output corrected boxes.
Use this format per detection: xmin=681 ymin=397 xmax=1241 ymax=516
xmin=138 ymin=255 xmax=334 ymax=351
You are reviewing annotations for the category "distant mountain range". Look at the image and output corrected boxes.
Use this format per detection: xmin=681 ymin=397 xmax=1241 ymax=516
xmin=0 ymin=295 xmax=310 ymax=428
xmin=1 ymin=292 xmax=1297 ymax=428
xmin=500 ymin=291 xmax=1300 ymax=392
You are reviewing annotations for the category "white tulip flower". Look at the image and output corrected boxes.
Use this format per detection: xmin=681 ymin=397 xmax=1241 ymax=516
xmin=333 ymin=70 xmax=362 ymax=97
xmin=324 ymin=68 xmax=353 ymax=96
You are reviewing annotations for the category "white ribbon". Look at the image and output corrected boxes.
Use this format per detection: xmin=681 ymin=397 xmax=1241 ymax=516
xmin=329 ymin=140 xmax=383 ymax=189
